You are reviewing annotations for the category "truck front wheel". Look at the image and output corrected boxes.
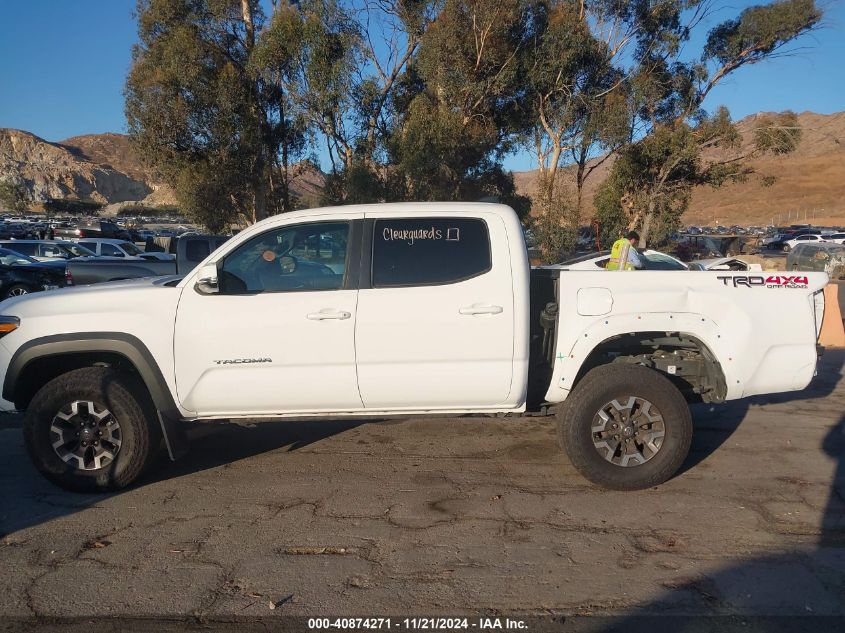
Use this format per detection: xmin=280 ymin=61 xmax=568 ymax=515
xmin=23 ymin=367 xmax=160 ymax=492
xmin=557 ymin=364 xmax=692 ymax=490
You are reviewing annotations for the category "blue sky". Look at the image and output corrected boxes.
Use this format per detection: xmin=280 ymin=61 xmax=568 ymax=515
xmin=0 ymin=0 xmax=842 ymax=172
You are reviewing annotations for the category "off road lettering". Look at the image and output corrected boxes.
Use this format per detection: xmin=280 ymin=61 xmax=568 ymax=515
xmin=717 ymin=275 xmax=809 ymax=288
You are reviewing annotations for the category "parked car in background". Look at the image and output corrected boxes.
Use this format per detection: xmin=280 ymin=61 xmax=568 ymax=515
xmin=1 ymin=223 xmax=34 ymax=239
xmin=823 ymin=232 xmax=845 ymax=245
xmin=65 ymin=235 xmax=229 ymax=285
xmin=77 ymin=238 xmax=175 ymax=261
xmin=0 ymin=249 xmax=69 ymax=299
xmin=786 ymin=242 xmax=845 ymax=280
xmin=53 ymin=220 xmax=131 ymax=241
xmin=688 ymin=257 xmax=762 ymax=272
xmin=548 ymin=249 xmax=689 ymax=271
xmin=0 ymin=240 xmax=99 ymax=261
xmin=783 ymin=234 xmax=828 ymax=252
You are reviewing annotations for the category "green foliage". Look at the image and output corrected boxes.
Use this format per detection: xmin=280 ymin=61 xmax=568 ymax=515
xmin=704 ymin=0 xmax=822 ymax=66
xmin=754 ymin=111 xmax=801 ymax=154
xmin=126 ymin=0 xmax=314 ymax=230
xmin=593 ymin=171 xmax=627 ymax=248
xmin=529 ymin=171 xmax=578 ymax=262
xmin=0 ymin=180 xmax=28 ymax=212
xmin=122 ymin=0 xmax=823 ymax=243
xmin=598 ymin=0 xmax=821 ymax=245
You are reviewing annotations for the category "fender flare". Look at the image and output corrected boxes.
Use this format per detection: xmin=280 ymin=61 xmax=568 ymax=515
xmin=3 ymin=332 xmax=182 ymax=420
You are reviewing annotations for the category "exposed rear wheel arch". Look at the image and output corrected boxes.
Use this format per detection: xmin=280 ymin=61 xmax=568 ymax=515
xmin=571 ymin=331 xmax=727 ymax=404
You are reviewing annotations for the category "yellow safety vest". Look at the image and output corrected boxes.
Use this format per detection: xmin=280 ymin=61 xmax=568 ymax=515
xmin=607 ymin=238 xmax=635 ymax=271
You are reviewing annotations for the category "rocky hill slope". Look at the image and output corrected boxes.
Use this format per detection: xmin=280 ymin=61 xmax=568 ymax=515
xmin=0 ymin=129 xmax=324 ymax=212
xmin=513 ymin=111 xmax=845 ymax=227
xmin=3 ymin=110 xmax=843 ymax=226
xmin=0 ymin=129 xmax=152 ymax=206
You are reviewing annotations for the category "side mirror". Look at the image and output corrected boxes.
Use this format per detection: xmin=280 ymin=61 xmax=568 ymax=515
xmin=279 ymin=255 xmax=297 ymax=274
xmin=195 ymin=263 xmax=219 ymax=294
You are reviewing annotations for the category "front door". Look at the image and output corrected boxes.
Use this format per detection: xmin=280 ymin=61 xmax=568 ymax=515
xmin=354 ymin=213 xmax=515 ymax=409
xmin=174 ymin=217 xmax=362 ymax=416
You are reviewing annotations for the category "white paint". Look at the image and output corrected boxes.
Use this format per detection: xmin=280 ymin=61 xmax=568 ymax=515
xmin=0 ymin=202 xmax=828 ymax=420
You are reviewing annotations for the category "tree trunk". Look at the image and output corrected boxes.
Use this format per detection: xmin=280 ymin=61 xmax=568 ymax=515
xmin=241 ymin=0 xmax=255 ymax=46
xmin=639 ymin=198 xmax=656 ymax=248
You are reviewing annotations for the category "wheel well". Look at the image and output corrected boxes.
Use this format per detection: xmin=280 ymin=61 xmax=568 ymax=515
xmin=13 ymin=352 xmax=146 ymax=411
xmin=573 ymin=331 xmax=727 ymax=403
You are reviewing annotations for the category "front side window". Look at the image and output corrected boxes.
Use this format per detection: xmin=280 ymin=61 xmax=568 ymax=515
xmin=220 ymin=221 xmax=349 ymax=294
xmin=371 ymin=218 xmax=491 ymax=287
xmin=120 ymin=242 xmax=143 ymax=255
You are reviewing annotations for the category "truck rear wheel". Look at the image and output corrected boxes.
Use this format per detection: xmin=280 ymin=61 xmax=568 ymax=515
xmin=23 ymin=367 xmax=160 ymax=492
xmin=557 ymin=364 xmax=692 ymax=490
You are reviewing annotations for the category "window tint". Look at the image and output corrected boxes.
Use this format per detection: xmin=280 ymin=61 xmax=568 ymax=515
xmin=7 ymin=243 xmax=36 ymax=256
xmin=78 ymin=241 xmax=96 ymax=253
xmin=371 ymin=218 xmax=491 ymax=288
xmin=120 ymin=242 xmax=143 ymax=255
xmin=220 ymin=222 xmax=349 ymax=294
xmin=101 ymin=243 xmax=123 ymax=256
xmin=186 ymin=240 xmax=211 ymax=263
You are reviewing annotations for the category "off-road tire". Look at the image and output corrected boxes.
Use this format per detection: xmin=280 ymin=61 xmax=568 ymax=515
xmin=23 ymin=367 xmax=160 ymax=492
xmin=557 ymin=364 xmax=692 ymax=491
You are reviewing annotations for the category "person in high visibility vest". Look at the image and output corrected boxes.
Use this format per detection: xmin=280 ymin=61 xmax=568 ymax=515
xmin=606 ymin=231 xmax=643 ymax=271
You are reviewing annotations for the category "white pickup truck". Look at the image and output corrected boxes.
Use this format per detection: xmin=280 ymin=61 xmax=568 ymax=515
xmin=0 ymin=203 xmax=827 ymax=492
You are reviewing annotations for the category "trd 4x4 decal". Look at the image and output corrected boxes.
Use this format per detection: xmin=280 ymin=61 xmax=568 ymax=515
xmin=716 ymin=275 xmax=809 ymax=288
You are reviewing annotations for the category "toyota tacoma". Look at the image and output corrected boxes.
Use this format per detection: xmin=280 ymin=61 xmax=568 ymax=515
xmin=0 ymin=203 xmax=828 ymax=491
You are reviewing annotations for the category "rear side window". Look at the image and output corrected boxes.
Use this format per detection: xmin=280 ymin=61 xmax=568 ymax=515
xmin=372 ymin=218 xmax=491 ymax=288
xmin=7 ymin=243 xmax=36 ymax=256
xmin=185 ymin=240 xmax=211 ymax=263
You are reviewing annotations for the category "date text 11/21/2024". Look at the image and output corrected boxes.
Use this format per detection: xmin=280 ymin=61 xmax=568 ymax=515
xmin=307 ymin=618 xmax=528 ymax=630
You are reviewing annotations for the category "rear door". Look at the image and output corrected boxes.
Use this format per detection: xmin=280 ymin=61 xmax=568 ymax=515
xmin=354 ymin=212 xmax=515 ymax=409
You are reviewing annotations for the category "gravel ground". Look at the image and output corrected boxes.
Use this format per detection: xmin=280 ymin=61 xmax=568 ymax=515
xmin=0 ymin=351 xmax=843 ymax=631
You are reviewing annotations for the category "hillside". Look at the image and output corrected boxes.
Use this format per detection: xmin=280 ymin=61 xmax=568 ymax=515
xmin=0 ymin=129 xmax=152 ymax=205
xmin=3 ymin=110 xmax=843 ymax=225
xmin=0 ymin=129 xmax=325 ymax=213
xmin=513 ymin=111 xmax=845 ymax=227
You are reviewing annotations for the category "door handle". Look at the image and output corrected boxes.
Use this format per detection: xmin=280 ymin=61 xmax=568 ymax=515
xmin=459 ymin=304 xmax=503 ymax=316
xmin=307 ymin=309 xmax=352 ymax=321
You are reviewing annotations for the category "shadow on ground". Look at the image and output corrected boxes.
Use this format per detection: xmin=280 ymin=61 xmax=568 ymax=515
xmin=679 ymin=348 xmax=844 ymax=475
xmin=0 ymin=417 xmax=373 ymax=536
xmin=2 ymin=351 xmax=843 ymax=561
xmin=587 ymin=350 xmax=845 ymax=632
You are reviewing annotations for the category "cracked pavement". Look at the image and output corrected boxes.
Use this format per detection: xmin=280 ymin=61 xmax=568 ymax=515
xmin=0 ymin=351 xmax=843 ymax=624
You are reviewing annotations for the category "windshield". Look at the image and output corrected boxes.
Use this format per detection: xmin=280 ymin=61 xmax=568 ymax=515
xmin=0 ymin=248 xmax=36 ymax=266
xmin=119 ymin=241 xmax=144 ymax=255
xmin=642 ymin=253 xmax=688 ymax=270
